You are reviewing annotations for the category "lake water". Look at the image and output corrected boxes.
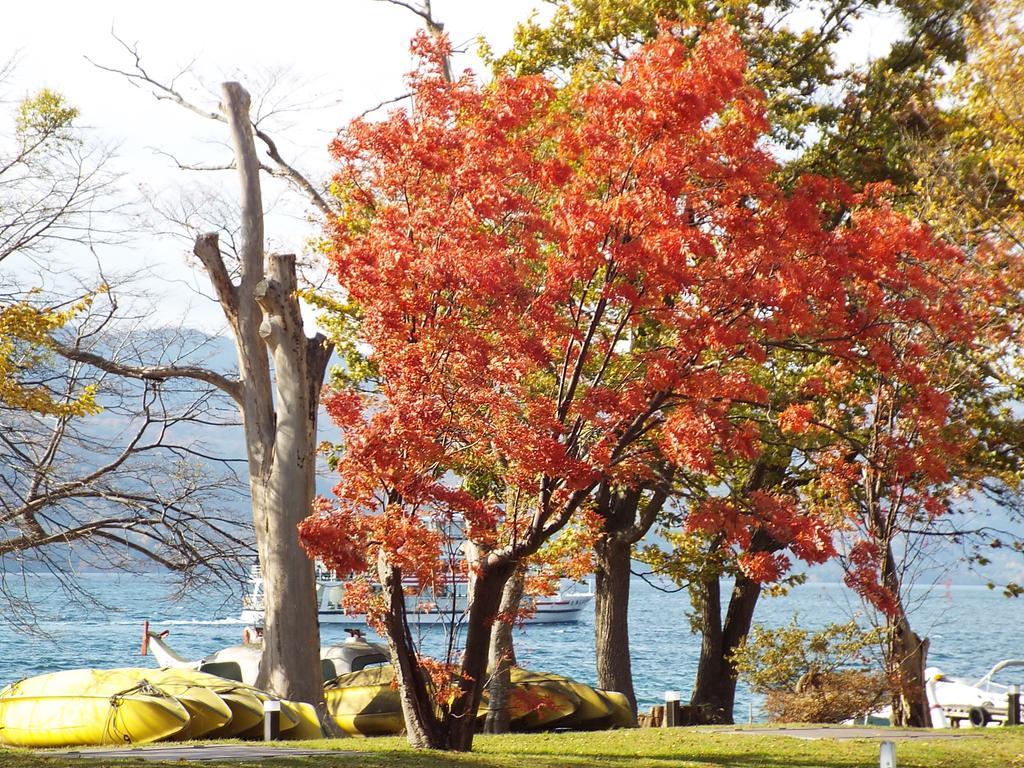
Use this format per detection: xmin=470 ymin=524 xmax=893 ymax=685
xmin=1 ymin=572 xmax=1020 ymax=718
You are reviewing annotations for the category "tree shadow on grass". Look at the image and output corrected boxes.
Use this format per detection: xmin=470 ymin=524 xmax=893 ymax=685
xmin=486 ymin=749 xmax=868 ymax=768
xmin=276 ymin=745 xmax=871 ymax=768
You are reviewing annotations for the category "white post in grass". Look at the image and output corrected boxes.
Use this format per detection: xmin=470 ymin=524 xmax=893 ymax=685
xmin=879 ymin=740 xmax=897 ymax=768
xmin=263 ymin=699 xmax=282 ymax=741
xmin=664 ymin=691 xmax=681 ymax=727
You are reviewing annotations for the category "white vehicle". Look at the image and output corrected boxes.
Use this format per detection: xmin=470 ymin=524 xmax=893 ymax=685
xmin=926 ymin=659 xmax=1024 ymax=727
xmin=860 ymin=659 xmax=1024 ymax=728
xmin=239 ymin=563 xmax=595 ymax=626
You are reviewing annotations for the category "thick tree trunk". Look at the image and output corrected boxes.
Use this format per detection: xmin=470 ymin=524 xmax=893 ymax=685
xmin=888 ymin=613 xmax=930 ymax=727
xmin=689 ymin=572 xmax=763 ymax=724
xmin=485 ymin=567 xmax=525 ymax=734
xmin=592 ymin=480 xmax=669 ymax=718
xmin=214 ymin=84 xmax=331 ymax=713
xmin=252 ymin=258 xmax=331 ymax=710
xmin=690 ymin=577 xmax=727 ymax=723
xmin=594 ymin=535 xmax=637 ymax=716
xmin=250 ymin=451 xmax=323 ymax=706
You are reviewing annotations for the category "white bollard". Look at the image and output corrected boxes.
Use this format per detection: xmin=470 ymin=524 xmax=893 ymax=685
xmin=879 ymin=740 xmax=897 ymax=768
xmin=664 ymin=691 xmax=681 ymax=727
xmin=263 ymin=699 xmax=282 ymax=741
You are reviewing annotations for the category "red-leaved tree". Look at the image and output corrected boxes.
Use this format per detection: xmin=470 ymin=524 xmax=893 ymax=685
xmin=301 ymin=24 xmax=972 ymax=750
xmin=782 ymin=232 xmax=1006 ymax=726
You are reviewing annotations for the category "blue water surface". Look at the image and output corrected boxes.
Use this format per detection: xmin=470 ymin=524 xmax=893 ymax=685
xmin=0 ymin=572 xmax=1019 ymax=719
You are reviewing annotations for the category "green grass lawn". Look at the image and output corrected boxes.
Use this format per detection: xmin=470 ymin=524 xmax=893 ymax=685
xmin=2 ymin=728 xmax=1023 ymax=768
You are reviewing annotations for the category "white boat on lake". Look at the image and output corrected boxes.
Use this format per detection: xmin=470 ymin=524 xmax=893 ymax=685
xmin=239 ymin=563 xmax=595 ymax=626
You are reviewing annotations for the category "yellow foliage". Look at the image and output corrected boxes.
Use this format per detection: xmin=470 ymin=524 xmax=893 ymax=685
xmin=915 ymin=0 xmax=1024 ymax=244
xmin=3 ymin=87 xmax=101 ymax=418
xmin=955 ymin=3 xmax=1024 ymax=202
xmin=15 ymin=89 xmax=79 ymax=140
xmin=0 ymin=297 xmax=100 ymax=417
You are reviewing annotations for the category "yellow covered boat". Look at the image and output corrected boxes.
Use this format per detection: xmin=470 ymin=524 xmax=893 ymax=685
xmin=0 ymin=669 xmax=191 ymax=747
xmin=325 ymin=666 xmax=404 ymax=737
xmin=147 ymin=670 xmax=266 ymax=739
xmin=281 ymin=700 xmax=326 ymax=740
xmin=142 ymin=667 xmax=321 ymax=739
xmin=479 ymin=671 xmax=580 ymax=729
xmin=323 ymin=664 xmax=627 ymax=736
xmin=597 ymin=690 xmax=636 ymax=728
xmin=136 ymin=669 xmax=235 ymax=738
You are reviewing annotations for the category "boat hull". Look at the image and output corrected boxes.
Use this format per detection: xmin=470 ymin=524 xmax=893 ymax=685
xmin=241 ymin=595 xmax=594 ymax=626
xmin=325 ymin=666 xmax=403 ymax=737
xmin=240 ymin=561 xmax=595 ymax=626
xmin=0 ymin=694 xmax=189 ymax=747
xmin=324 ymin=664 xmax=631 ymax=736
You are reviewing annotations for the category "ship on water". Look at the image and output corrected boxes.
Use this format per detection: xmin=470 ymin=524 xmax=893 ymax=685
xmin=240 ymin=562 xmax=595 ymax=626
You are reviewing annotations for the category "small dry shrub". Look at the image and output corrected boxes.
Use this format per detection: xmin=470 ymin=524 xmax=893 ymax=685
xmin=764 ymin=670 xmax=888 ymax=723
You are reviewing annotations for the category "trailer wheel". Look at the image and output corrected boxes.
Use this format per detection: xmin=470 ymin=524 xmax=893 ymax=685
xmin=968 ymin=706 xmax=991 ymax=727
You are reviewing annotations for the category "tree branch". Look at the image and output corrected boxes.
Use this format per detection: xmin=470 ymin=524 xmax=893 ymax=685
xmin=192 ymin=232 xmax=239 ymax=321
xmin=90 ymin=37 xmax=336 ymax=216
xmin=374 ymin=0 xmax=453 ymax=82
xmin=51 ymin=341 xmax=243 ymax=405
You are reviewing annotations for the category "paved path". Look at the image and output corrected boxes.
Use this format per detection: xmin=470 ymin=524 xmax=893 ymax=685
xmin=44 ymin=744 xmax=335 ymax=762
xmin=700 ymin=726 xmax=979 ymax=741
xmin=43 ymin=728 xmax=982 ymax=760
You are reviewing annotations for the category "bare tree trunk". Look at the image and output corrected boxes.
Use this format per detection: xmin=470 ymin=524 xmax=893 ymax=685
xmin=53 ymin=82 xmax=334 ymax=718
xmin=484 ymin=566 xmax=525 ymax=734
xmin=250 ymin=476 xmax=322 ymax=706
xmin=690 ymin=571 xmax=764 ymax=724
xmin=215 ymin=84 xmax=331 ymax=710
xmin=593 ymin=480 xmax=669 ymax=717
xmin=888 ymin=612 xmax=930 ymax=727
xmin=594 ymin=534 xmax=637 ymax=715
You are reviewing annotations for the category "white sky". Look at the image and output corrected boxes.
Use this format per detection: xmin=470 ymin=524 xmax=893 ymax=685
xmin=1 ymin=1 xmax=551 ymax=330
xmin=1 ymin=1 xmax=903 ymax=332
